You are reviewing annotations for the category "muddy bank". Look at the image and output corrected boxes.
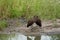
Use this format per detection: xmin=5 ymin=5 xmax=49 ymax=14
xmin=0 ymin=19 xmax=60 ymax=35
xmin=0 ymin=26 xmax=60 ymax=36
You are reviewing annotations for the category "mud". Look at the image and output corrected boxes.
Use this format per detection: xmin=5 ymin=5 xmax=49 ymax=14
xmin=0 ymin=19 xmax=60 ymax=35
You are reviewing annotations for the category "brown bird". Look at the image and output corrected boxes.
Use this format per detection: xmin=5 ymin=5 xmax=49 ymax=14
xmin=27 ymin=16 xmax=42 ymax=27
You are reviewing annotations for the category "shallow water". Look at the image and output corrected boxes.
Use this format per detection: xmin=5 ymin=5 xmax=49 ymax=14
xmin=0 ymin=34 xmax=60 ymax=40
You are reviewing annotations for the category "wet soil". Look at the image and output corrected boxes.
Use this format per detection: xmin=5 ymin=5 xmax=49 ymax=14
xmin=0 ymin=19 xmax=60 ymax=35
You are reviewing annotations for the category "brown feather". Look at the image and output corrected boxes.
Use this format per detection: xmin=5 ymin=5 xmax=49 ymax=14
xmin=27 ymin=16 xmax=42 ymax=27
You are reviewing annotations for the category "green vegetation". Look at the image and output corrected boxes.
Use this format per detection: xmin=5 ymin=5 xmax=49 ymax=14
xmin=0 ymin=20 xmax=7 ymax=30
xmin=0 ymin=0 xmax=60 ymax=20
xmin=0 ymin=0 xmax=60 ymax=28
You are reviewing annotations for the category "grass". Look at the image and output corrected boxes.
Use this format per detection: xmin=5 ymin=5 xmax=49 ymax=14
xmin=0 ymin=20 xmax=7 ymax=30
xmin=0 ymin=0 xmax=60 ymax=20
xmin=0 ymin=0 xmax=60 ymax=28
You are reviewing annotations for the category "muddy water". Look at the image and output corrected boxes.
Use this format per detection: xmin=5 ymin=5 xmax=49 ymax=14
xmin=0 ymin=34 xmax=60 ymax=40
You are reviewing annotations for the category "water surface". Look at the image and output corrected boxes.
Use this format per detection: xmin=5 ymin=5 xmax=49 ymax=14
xmin=0 ymin=34 xmax=60 ymax=40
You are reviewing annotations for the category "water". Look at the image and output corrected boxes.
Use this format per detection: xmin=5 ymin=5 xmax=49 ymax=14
xmin=0 ymin=34 xmax=60 ymax=40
